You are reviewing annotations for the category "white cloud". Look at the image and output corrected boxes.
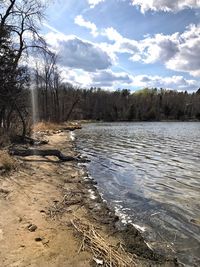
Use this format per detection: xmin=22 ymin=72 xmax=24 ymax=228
xmin=91 ymin=70 xmax=133 ymax=87
xmin=42 ymin=23 xmax=200 ymax=91
xmin=87 ymin=0 xmax=200 ymax=11
xmin=87 ymin=0 xmax=105 ymax=8
xmin=44 ymin=32 xmax=112 ymax=72
xmin=72 ymin=13 xmax=200 ymax=78
xmin=59 ymin=67 xmax=199 ymax=91
xmin=137 ymin=32 xmax=180 ymax=64
xmin=58 ymin=37 xmax=112 ymax=71
xmin=131 ymin=0 xmax=200 ymax=13
xmin=74 ymin=15 xmax=98 ymax=37
xmin=60 ymin=67 xmax=93 ymax=87
xmin=56 ymin=68 xmax=132 ymax=88
xmin=44 ymin=31 xmax=71 ymax=49
xmin=104 ymin=27 xmax=123 ymax=42
xmin=69 ymin=19 xmax=200 ymax=78
xmin=132 ymin=75 xmax=199 ymax=91
xmin=102 ymin=27 xmax=140 ymax=54
xmin=102 ymin=24 xmax=200 ymax=77
xmin=102 ymin=27 xmax=179 ymax=65
xmin=102 ymin=27 xmax=180 ymax=64
xmin=166 ymin=24 xmax=200 ymax=77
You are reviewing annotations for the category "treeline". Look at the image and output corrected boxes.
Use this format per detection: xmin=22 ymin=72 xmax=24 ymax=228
xmin=35 ymin=83 xmax=200 ymax=122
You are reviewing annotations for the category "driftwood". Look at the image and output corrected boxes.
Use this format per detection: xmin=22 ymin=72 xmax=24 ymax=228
xmin=9 ymin=148 xmax=76 ymax=161
xmin=63 ymin=125 xmax=82 ymax=131
xmin=71 ymin=218 xmax=137 ymax=267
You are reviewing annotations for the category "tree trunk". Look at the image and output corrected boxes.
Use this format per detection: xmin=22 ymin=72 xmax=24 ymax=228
xmin=14 ymin=104 xmax=26 ymax=138
xmin=9 ymin=148 xmax=76 ymax=161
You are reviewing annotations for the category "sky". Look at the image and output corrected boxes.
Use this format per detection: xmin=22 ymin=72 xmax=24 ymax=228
xmin=42 ymin=0 xmax=200 ymax=91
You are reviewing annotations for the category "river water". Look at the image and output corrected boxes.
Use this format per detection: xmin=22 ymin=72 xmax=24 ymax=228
xmin=75 ymin=122 xmax=200 ymax=266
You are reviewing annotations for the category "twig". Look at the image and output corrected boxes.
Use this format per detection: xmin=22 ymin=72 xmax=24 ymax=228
xmin=71 ymin=218 xmax=137 ymax=267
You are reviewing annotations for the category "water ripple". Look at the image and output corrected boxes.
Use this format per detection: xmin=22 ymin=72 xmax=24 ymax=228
xmin=76 ymin=122 xmax=200 ymax=266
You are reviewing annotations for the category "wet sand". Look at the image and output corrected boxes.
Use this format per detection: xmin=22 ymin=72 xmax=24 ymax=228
xmin=0 ymin=128 xmax=180 ymax=267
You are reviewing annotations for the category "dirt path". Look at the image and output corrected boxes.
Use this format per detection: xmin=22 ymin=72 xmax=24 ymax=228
xmin=0 ymin=132 xmax=92 ymax=267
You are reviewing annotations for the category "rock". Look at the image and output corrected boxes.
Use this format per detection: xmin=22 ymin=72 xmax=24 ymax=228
xmin=0 ymin=188 xmax=9 ymax=195
xmin=18 ymin=217 xmax=23 ymax=223
xmin=35 ymin=237 xmax=43 ymax=242
xmin=0 ymin=229 xmax=4 ymax=241
xmin=0 ymin=163 xmax=4 ymax=170
xmin=190 ymin=218 xmax=200 ymax=225
xmin=0 ymin=164 xmax=6 ymax=175
xmin=0 ymin=188 xmax=9 ymax=198
xmin=27 ymin=224 xmax=37 ymax=232
xmin=40 ymin=210 xmax=46 ymax=213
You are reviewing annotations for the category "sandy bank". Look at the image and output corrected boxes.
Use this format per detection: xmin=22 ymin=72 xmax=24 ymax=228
xmin=0 ymin=128 xmax=180 ymax=267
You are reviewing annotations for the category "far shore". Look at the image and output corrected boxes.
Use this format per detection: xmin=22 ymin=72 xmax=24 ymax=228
xmin=0 ymin=122 xmax=180 ymax=267
xmin=83 ymin=119 xmax=200 ymax=123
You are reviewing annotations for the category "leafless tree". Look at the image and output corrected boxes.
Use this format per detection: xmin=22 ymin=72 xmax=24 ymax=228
xmin=0 ymin=0 xmax=48 ymax=138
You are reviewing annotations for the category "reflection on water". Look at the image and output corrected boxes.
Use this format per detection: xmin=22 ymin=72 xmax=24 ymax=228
xmin=76 ymin=122 xmax=200 ymax=266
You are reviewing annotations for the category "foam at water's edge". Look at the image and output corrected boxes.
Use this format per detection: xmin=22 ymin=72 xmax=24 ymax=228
xmin=70 ymin=131 xmax=75 ymax=141
xmin=114 ymin=205 xmax=146 ymax=232
xmin=132 ymin=223 xmax=146 ymax=233
xmin=88 ymin=189 xmax=97 ymax=200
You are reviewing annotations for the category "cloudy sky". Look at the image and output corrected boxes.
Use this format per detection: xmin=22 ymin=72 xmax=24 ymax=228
xmin=43 ymin=0 xmax=200 ymax=91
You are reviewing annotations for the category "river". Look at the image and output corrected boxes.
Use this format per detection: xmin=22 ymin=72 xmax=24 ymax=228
xmin=75 ymin=122 xmax=200 ymax=266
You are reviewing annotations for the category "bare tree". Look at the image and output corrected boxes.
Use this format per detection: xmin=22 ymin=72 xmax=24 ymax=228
xmin=34 ymin=50 xmax=61 ymax=121
xmin=0 ymin=0 xmax=48 ymax=138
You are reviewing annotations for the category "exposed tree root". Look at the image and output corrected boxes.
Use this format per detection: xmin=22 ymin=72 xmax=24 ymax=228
xmin=9 ymin=148 xmax=76 ymax=161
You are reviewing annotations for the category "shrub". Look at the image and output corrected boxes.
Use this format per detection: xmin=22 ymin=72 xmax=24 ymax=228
xmin=0 ymin=151 xmax=16 ymax=172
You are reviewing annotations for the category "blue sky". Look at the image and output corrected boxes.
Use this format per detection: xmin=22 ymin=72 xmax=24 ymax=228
xmin=42 ymin=0 xmax=200 ymax=91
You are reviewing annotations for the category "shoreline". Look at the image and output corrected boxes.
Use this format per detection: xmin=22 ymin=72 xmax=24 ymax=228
xmin=80 ymin=119 xmax=200 ymax=123
xmin=73 ymin=131 xmax=180 ymax=267
xmin=0 ymin=126 xmax=180 ymax=266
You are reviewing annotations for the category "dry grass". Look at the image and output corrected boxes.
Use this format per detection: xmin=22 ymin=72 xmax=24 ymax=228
xmin=0 ymin=134 xmax=10 ymax=148
xmin=0 ymin=151 xmax=17 ymax=172
xmin=32 ymin=121 xmax=81 ymax=133
xmin=33 ymin=122 xmax=62 ymax=132
xmin=71 ymin=218 xmax=137 ymax=267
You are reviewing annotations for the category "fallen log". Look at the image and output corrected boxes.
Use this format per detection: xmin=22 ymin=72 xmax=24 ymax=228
xmin=9 ymin=148 xmax=76 ymax=161
xmin=63 ymin=125 xmax=82 ymax=131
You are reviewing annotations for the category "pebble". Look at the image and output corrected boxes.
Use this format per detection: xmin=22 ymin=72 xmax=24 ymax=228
xmin=27 ymin=224 xmax=37 ymax=232
xmin=0 ymin=163 xmax=4 ymax=170
xmin=35 ymin=237 xmax=43 ymax=242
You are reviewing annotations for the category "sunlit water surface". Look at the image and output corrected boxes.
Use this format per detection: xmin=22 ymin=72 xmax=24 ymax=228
xmin=76 ymin=122 xmax=200 ymax=266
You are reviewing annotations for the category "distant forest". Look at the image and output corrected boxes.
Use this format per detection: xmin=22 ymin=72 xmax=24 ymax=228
xmin=35 ymin=84 xmax=200 ymax=122
xmin=0 ymin=1 xmax=200 ymax=142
